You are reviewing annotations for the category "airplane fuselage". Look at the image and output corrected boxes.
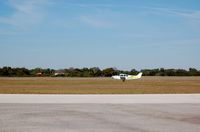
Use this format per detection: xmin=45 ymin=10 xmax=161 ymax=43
xmin=112 ymin=73 xmax=142 ymax=82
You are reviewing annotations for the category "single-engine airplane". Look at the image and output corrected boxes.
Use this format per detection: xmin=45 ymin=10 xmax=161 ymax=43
xmin=111 ymin=72 xmax=142 ymax=82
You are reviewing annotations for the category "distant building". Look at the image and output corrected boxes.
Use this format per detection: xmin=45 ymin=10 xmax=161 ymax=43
xmin=54 ymin=70 xmax=65 ymax=76
xmin=36 ymin=72 xmax=42 ymax=76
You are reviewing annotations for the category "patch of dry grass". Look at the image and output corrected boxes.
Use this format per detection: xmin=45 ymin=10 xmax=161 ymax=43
xmin=0 ymin=77 xmax=200 ymax=94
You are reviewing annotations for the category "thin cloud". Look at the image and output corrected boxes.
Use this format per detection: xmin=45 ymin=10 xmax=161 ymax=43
xmin=0 ymin=0 xmax=47 ymax=28
xmin=61 ymin=3 xmax=135 ymax=8
xmin=80 ymin=15 xmax=110 ymax=28
xmin=0 ymin=29 xmax=18 ymax=36
xmin=66 ymin=3 xmax=115 ymax=8
xmin=144 ymin=7 xmax=200 ymax=22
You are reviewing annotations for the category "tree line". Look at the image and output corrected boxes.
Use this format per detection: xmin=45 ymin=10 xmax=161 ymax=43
xmin=0 ymin=67 xmax=200 ymax=77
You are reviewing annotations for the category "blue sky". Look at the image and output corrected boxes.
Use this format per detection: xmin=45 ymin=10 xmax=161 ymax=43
xmin=0 ymin=0 xmax=200 ymax=70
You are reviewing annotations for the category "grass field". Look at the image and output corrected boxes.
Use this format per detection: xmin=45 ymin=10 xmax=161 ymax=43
xmin=0 ymin=77 xmax=200 ymax=94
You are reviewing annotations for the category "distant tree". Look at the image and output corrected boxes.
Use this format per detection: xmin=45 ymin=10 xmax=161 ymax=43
xmin=176 ymin=69 xmax=189 ymax=76
xmin=30 ymin=68 xmax=43 ymax=76
xmin=165 ymin=69 xmax=176 ymax=76
xmin=157 ymin=68 xmax=165 ymax=76
xmin=0 ymin=66 xmax=200 ymax=77
xmin=81 ymin=68 xmax=90 ymax=77
xmin=71 ymin=68 xmax=82 ymax=77
xmin=130 ymin=69 xmax=138 ymax=75
xmin=141 ymin=69 xmax=152 ymax=76
xmin=189 ymin=68 xmax=200 ymax=76
xmin=150 ymin=69 xmax=159 ymax=76
xmin=89 ymin=67 xmax=102 ymax=77
xmin=14 ymin=67 xmax=30 ymax=77
xmin=43 ymin=68 xmax=54 ymax=76
xmin=102 ymin=68 xmax=117 ymax=77
xmin=0 ymin=67 xmax=12 ymax=76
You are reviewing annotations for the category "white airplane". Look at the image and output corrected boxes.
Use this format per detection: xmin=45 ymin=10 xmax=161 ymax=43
xmin=111 ymin=72 xmax=143 ymax=82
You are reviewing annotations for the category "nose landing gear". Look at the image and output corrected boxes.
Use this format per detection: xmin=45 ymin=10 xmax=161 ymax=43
xmin=120 ymin=77 xmax=125 ymax=82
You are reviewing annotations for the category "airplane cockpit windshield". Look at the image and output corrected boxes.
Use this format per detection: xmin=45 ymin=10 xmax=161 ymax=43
xmin=119 ymin=74 xmax=128 ymax=77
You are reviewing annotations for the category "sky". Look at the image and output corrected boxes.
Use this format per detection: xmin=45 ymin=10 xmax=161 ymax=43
xmin=0 ymin=0 xmax=200 ymax=70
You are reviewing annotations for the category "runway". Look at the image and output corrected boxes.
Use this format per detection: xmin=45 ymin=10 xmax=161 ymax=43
xmin=0 ymin=94 xmax=200 ymax=103
xmin=0 ymin=94 xmax=200 ymax=132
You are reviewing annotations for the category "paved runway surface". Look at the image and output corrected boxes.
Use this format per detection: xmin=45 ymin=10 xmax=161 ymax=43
xmin=0 ymin=103 xmax=200 ymax=132
xmin=1 ymin=94 xmax=200 ymax=103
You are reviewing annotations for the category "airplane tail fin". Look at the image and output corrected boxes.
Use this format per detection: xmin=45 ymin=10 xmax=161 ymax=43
xmin=136 ymin=72 xmax=143 ymax=78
